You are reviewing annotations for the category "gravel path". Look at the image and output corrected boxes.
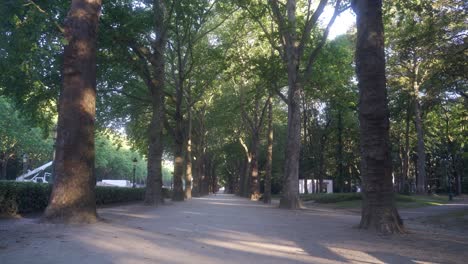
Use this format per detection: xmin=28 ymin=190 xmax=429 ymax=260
xmin=1 ymin=194 xmax=467 ymax=264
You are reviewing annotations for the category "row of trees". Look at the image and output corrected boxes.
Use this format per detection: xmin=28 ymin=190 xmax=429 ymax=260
xmin=0 ymin=0 xmax=465 ymax=233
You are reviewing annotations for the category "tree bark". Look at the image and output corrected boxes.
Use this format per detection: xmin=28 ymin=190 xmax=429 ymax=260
xmin=414 ymin=96 xmax=427 ymax=193
xmin=44 ymin=0 xmax=102 ymax=223
xmin=264 ymin=95 xmax=273 ymax=204
xmin=172 ymin=130 xmax=185 ymax=201
xmin=337 ymin=109 xmax=344 ymax=192
xmin=411 ymin=57 xmax=427 ymax=194
xmin=185 ymin=108 xmax=193 ymax=199
xmin=144 ymin=0 xmax=167 ymax=205
xmin=249 ymin=132 xmax=261 ymax=200
xmin=353 ymin=0 xmax=404 ymax=234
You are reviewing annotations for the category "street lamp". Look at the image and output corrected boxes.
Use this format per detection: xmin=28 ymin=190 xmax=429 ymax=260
xmin=132 ymin=158 xmax=138 ymax=188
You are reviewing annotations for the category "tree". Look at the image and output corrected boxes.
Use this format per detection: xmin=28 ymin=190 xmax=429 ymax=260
xmin=44 ymin=0 xmax=102 ymax=223
xmin=352 ymin=0 xmax=404 ymax=233
xmin=265 ymin=0 xmax=346 ymax=209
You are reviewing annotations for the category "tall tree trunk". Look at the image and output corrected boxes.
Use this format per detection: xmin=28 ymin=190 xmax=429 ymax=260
xmin=44 ymin=0 xmax=102 ymax=223
xmin=413 ymin=69 xmax=426 ymax=193
xmin=185 ymin=107 xmax=193 ymax=199
xmin=172 ymin=131 xmax=185 ymax=201
xmin=302 ymin=97 xmax=309 ymax=195
xmin=353 ymin=0 xmax=404 ymax=234
xmin=264 ymin=95 xmax=273 ymax=204
xmin=337 ymin=109 xmax=344 ymax=192
xmin=145 ymin=88 xmax=164 ymax=205
xmin=250 ymin=132 xmax=261 ymax=200
xmin=144 ymin=0 xmax=167 ymax=205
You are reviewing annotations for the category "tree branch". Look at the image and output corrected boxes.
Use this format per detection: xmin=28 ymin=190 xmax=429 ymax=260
xmin=303 ymin=0 xmax=345 ymax=78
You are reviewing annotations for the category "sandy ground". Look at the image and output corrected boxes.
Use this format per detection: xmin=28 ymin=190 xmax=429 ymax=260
xmin=1 ymin=194 xmax=467 ymax=264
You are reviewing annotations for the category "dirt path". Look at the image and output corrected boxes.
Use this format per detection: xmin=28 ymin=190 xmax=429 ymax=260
xmin=1 ymin=194 xmax=467 ymax=264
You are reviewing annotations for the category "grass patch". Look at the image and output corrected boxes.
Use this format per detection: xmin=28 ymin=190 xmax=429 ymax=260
xmin=300 ymin=192 xmax=450 ymax=209
xmin=300 ymin=193 xmax=362 ymax=203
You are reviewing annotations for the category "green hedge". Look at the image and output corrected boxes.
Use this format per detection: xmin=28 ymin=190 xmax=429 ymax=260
xmin=0 ymin=181 xmax=171 ymax=216
xmin=300 ymin=193 xmax=362 ymax=203
xmin=300 ymin=192 xmax=426 ymax=204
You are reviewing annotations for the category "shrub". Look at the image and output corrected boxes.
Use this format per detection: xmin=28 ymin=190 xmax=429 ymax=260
xmin=0 ymin=181 xmax=172 ymax=216
xmin=300 ymin=193 xmax=362 ymax=203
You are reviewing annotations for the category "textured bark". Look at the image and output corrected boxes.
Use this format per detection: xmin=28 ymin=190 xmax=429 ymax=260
xmin=353 ymin=0 xmax=405 ymax=234
xmin=145 ymin=92 xmax=164 ymax=205
xmin=185 ymin=114 xmax=193 ymax=199
xmin=44 ymin=0 xmax=102 ymax=223
xmin=264 ymin=96 xmax=273 ymax=204
xmin=278 ymin=0 xmax=302 ymax=209
xmin=144 ymin=0 xmax=167 ymax=206
xmin=280 ymin=79 xmax=302 ymax=209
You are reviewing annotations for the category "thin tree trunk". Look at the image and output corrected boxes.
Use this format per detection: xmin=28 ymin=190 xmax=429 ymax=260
xmin=414 ymin=90 xmax=426 ymax=193
xmin=302 ymin=97 xmax=309 ymax=195
xmin=44 ymin=0 xmax=102 ymax=223
xmin=185 ymin=109 xmax=193 ymax=199
xmin=144 ymin=0 xmax=167 ymax=205
xmin=353 ymin=0 xmax=404 ymax=234
xmin=250 ymin=132 xmax=261 ymax=200
xmin=337 ymin=109 xmax=344 ymax=192
xmin=402 ymin=101 xmax=411 ymax=193
xmin=238 ymin=157 xmax=246 ymax=196
xmin=264 ymin=95 xmax=273 ymax=204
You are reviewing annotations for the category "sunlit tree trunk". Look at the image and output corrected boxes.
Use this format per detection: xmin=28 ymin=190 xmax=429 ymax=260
xmin=44 ymin=0 xmax=102 ymax=223
xmin=172 ymin=134 xmax=185 ymax=201
xmin=353 ymin=0 xmax=404 ymax=234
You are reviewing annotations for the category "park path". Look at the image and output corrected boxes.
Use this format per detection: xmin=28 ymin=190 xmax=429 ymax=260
xmin=1 ymin=194 xmax=467 ymax=264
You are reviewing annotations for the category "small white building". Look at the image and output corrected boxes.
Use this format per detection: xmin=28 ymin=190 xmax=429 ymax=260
xmin=299 ymin=179 xmax=333 ymax=194
xmin=98 ymin=180 xmax=132 ymax=187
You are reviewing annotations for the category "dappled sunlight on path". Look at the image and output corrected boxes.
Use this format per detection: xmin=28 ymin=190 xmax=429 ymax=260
xmin=1 ymin=194 xmax=467 ymax=263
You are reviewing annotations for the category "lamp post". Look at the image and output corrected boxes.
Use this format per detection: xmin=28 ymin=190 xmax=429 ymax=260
xmin=22 ymin=153 xmax=29 ymax=175
xmin=132 ymin=158 xmax=137 ymax=188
